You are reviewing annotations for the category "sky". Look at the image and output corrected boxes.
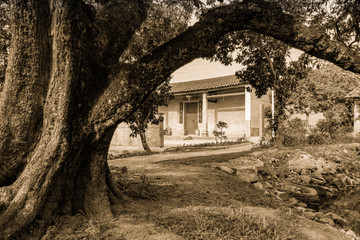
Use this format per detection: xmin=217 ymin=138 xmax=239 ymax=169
xmin=170 ymin=48 xmax=304 ymax=83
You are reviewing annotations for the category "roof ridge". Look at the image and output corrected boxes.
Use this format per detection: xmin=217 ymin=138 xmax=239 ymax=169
xmin=170 ymin=75 xmax=247 ymax=93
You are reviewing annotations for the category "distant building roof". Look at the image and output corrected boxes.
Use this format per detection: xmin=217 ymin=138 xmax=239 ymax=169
xmin=170 ymin=75 xmax=247 ymax=94
xmin=347 ymin=86 xmax=360 ymax=98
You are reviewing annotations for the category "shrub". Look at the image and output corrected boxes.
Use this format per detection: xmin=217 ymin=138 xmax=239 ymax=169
xmin=213 ymin=121 xmax=229 ymax=143
xmin=307 ymin=130 xmax=331 ymax=145
xmin=282 ymin=118 xmax=308 ymax=146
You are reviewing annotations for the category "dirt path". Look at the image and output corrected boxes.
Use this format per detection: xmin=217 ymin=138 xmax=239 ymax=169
xmin=109 ymin=143 xmax=253 ymax=169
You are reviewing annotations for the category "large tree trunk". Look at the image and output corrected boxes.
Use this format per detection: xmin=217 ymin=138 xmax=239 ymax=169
xmin=0 ymin=1 xmax=147 ymax=239
xmin=0 ymin=0 xmax=51 ymax=186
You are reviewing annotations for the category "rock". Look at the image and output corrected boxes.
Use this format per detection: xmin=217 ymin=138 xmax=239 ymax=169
xmin=217 ymin=166 xmax=235 ymax=174
xmin=344 ymin=176 xmax=356 ymax=186
xmin=288 ymin=185 xmax=319 ymax=206
xmin=276 ymin=191 xmax=289 ymax=201
xmin=322 ymin=163 xmax=338 ymax=174
xmin=234 ymin=166 xmax=258 ymax=183
xmin=262 ymin=181 xmax=273 ymax=189
xmin=312 ymin=169 xmax=323 ymax=179
xmin=315 ymin=212 xmax=325 ymax=219
xmin=295 ymin=207 xmax=307 ymax=213
xmin=288 ymin=153 xmax=317 ymax=171
xmin=253 ymin=182 xmax=263 ymax=189
xmin=288 ymin=153 xmax=340 ymax=179
xmin=319 ymin=217 xmax=335 ymax=226
xmin=324 ymin=212 xmax=347 ymax=227
xmin=310 ymin=177 xmax=326 ymax=185
xmin=345 ymin=230 xmax=357 ymax=239
xmin=229 ymin=158 xmax=264 ymax=168
xmin=288 ymin=197 xmax=298 ymax=205
xmin=299 ymin=175 xmax=311 ymax=184
xmin=332 ymin=177 xmax=347 ymax=189
xmin=251 ymin=151 xmax=263 ymax=158
xmin=298 ymin=202 xmax=307 ymax=208
xmin=304 ymin=211 xmax=316 ymax=220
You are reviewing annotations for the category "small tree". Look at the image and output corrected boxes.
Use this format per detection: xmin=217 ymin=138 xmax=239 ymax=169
xmin=125 ymin=79 xmax=173 ymax=153
xmin=213 ymin=121 xmax=228 ymax=143
xmin=212 ymin=31 xmax=309 ymax=146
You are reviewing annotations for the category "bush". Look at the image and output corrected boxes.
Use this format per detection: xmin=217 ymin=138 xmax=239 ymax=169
xmin=307 ymin=131 xmax=331 ymax=145
xmin=282 ymin=118 xmax=308 ymax=146
xmin=312 ymin=118 xmax=353 ymax=143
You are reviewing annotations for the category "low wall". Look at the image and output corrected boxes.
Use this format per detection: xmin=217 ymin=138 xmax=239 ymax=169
xmin=110 ymin=122 xmax=164 ymax=148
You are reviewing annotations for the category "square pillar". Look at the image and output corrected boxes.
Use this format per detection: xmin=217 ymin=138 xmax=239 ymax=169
xmin=245 ymin=86 xmax=251 ymax=137
xmin=201 ymin=92 xmax=208 ymax=136
xmin=259 ymin=103 xmax=263 ymax=137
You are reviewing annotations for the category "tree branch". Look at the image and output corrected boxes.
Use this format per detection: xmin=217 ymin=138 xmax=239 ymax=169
xmin=90 ymin=0 xmax=360 ymax=136
xmin=95 ymin=0 xmax=150 ymax=66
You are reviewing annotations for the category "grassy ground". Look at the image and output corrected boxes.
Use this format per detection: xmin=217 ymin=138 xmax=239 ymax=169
xmin=45 ymin=144 xmax=358 ymax=240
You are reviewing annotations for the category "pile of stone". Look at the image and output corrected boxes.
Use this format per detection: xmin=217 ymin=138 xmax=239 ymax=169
xmin=216 ymin=149 xmax=360 ymax=230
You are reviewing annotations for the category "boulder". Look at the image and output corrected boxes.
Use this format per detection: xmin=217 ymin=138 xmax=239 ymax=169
xmin=288 ymin=154 xmax=338 ymax=175
xmin=324 ymin=212 xmax=347 ymax=227
xmin=253 ymin=182 xmax=263 ymax=189
xmin=217 ymin=166 xmax=235 ymax=174
xmin=319 ymin=217 xmax=335 ymax=226
xmin=310 ymin=177 xmax=326 ymax=185
xmin=288 ymin=184 xmax=319 ymax=207
xmin=299 ymin=175 xmax=311 ymax=184
xmin=288 ymin=197 xmax=298 ymax=206
xmin=262 ymin=181 xmax=274 ymax=189
xmin=229 ymin=158 xmax=264 ymax=168
xmin=288 ymin=153 xmax=318 ymax=171
xmin=303 ymin=211 xmax=316 ymax=220
xmin=276 ymin=191 xmax=290 ymax=201
xmin=234 ymin=166 xmax=258 ymax=183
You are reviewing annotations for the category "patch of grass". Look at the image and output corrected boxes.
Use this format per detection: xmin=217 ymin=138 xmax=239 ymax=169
xmin=42 ymin=215 xmax=127 ymax=240
xmin=157 ymin=150 xmax=252 ymax=165
xmin=156 ymin=206 xmax=307 ymax=240
xmin=164 ymin=138 xmax=249 ymax=153
xmin=108 ymin=150 xmax=159 ymax=160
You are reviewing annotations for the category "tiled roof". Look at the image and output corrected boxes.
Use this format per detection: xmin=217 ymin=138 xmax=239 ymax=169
xmin=346 ymin=86 xmax=360 ymax=98
xmin=170 ymin=75 xmax=246 ymax=93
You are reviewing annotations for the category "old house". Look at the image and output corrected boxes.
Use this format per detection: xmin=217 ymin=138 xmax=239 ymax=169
xmin=159 ymin=75 xmax=272 ymax=139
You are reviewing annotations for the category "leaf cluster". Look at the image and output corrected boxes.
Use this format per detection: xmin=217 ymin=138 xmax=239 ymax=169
xmin=120 ymin=1 xmax=191 ymax=63
xmin=125 ymin=78 xmax=174 ymax=137
xmin=288 ymin=63 xmax=359 ymax=125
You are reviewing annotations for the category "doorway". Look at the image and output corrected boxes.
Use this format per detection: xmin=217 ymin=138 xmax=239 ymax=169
xmin=185 ymin=102 xmax=198 ymax=135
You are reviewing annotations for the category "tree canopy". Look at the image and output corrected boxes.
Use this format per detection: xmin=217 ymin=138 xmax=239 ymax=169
xmin=1 ymin=0 xmax=360 ymax=239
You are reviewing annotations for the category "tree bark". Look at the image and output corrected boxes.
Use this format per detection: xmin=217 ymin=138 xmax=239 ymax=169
xmin=0 ymin=0 xmax=51 ymax=186
xmin=139 ymin=130 xmax=152 ymax=154
xmin=0 ymin=1 xmax=147 ymax=239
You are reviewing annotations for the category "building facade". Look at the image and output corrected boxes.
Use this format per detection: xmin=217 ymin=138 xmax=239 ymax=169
xmin=159 ymin=75 xmax=272 ymax=138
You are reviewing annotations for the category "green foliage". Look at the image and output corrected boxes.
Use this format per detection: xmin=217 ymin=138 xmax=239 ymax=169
xmin=282 ymin=118 xmax=308 ymax=146
xmin=213 ymin=30 xmax=309 ymax=138
xmin=280 ymin=116 xmax=355 ymax=146
xmin=288 ymin=63 xmax=357 ymax=127
xmin=125 ymin=79 xmax=173 ymax=147
xmin=307 ymin=131 xmax=331 ymax=145
xmin=213 ymin=121 xmax=228 ymax=143
xmin=120 ymin=1 xmax=190 ymax=63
